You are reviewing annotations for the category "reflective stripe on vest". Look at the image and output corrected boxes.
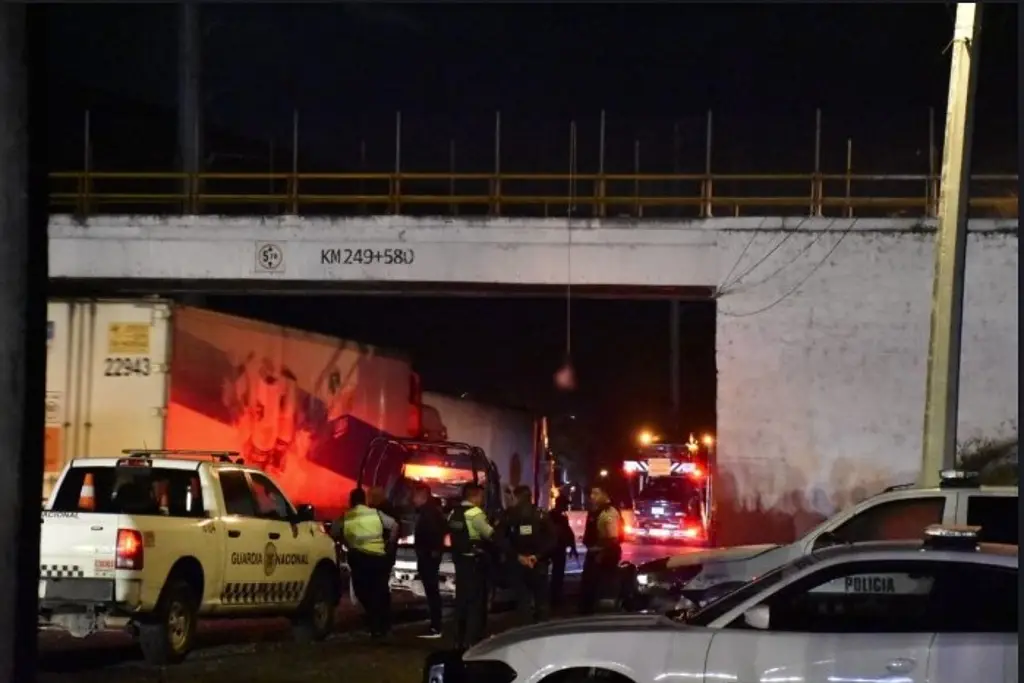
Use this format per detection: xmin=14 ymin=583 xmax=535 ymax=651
xmin=343 ymin=505 xmax=386 ymax=555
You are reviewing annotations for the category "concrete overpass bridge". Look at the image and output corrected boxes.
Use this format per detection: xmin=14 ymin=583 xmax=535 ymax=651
xmin=47 ymin=171 xmax=1019 ymax=523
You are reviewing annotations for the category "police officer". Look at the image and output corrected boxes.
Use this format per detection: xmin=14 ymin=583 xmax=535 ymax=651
xmin=368 ymin=486 xmax=399 ymax=571
xmin=338 ymin=488 xmax=399 ymax=639
xmin=447 ymin=483 xmax=526 ymax=648
xmin=578 ymin=484 xmax=623 ymax=615
xmin=411 ymin=482 xmax=447 ymax=638
xmin=548 ymin=494 xmax=579 ymax=610
xmin=498 ymin=485 xmax=556 ymax=623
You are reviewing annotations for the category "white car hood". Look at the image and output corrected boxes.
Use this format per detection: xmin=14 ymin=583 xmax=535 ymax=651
xmin=466 ymin=614 xmax=674 ymax=659
xmin=665 ymin=543 xmax=781 ymax=569
xmin=651 ymin=542 xmax=802 ymax=591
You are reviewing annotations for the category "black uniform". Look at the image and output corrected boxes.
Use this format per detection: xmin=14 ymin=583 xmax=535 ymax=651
xmin=498 ymin=503 xmax=556 ymax=623
xmin=578 ymin=503 xmax=623 ymax=615
xmin=377 ymin=500 xmax=400 ymax=570
xmin=447 ymin=503 xmax=493 ymax=649
xmin=548 ymin=506 xmax=577 ymax=609
xmin=414 ymin=497 xmax=448 ymax=633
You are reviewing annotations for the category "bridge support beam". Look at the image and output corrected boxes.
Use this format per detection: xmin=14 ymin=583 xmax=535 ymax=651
xmin=0 ymin=3 xmax=46 ymax=680
xmin=920 ymin=3 xmax=982 ymax=487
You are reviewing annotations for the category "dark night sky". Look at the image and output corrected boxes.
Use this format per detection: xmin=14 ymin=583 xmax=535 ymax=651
xmin=44 ymin=4 xmax=1018 ymax=468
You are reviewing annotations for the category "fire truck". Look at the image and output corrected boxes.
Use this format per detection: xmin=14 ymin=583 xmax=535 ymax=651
xmin=623 ymin=439 xmax=713 ymax=545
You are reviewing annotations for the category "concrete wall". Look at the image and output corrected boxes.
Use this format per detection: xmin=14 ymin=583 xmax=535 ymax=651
xmin=48 ymin=215 xmax=717 ymax=287
xmin=715 ymin=224 xmax=1018 ymax=544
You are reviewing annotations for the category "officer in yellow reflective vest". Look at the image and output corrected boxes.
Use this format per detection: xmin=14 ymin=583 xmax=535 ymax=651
xmin=447 ymin=482 xmax=526 ymax=648
xmin=339 ymin=487 xmax=399 ymax=638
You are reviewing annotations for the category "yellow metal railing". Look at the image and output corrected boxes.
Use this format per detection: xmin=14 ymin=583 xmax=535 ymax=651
xmin=48 ymin=170 xmax=1019 ymax=219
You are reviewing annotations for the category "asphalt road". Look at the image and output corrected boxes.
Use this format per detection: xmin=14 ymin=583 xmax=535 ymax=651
xmin=620 ymin=541 xmax=702 ymax=566
xmin=38 ymin=604 xmax=568 ymax=683
xmin=37 ymin=593 xmax=426 ymax=673
xmin=36 ymin=542 xmax=695 ymax=679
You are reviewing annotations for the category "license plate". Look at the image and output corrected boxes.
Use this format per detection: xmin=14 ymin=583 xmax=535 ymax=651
xmin=651 ymin=507 xmax=664 ymax=515
xmin=651 ymin=528 xmax=670 ymax=537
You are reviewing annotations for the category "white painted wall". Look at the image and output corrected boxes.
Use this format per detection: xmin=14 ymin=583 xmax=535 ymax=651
xmin=714 ymin=226 xmax=1018 ymax=544
xmin=49 ymin=215 xmax=1018 ymax=543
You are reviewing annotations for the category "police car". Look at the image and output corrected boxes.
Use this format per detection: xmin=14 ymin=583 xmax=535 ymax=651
xmin=624 ymin=469 xmax=1018 ymax=611
xmin=425 ymin=524 xmax=1017 ymax=683
xmin=38 ymin=450 xmax=341 ymax=664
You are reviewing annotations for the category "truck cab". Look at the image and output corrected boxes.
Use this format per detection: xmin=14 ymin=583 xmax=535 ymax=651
xmin=625 ymin=442 xmax=712 ymax=545
xmin=357 ymin=437 xmax=507 ymax=599
xmin=358 ymin=437 xmax=504 ymax=529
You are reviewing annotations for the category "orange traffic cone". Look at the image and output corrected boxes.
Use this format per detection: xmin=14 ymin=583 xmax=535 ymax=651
xmin=79 ymin=473 xmax=95 ymax=511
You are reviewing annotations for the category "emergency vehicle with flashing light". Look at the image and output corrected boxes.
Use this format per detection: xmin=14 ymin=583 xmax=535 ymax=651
xmin=38 ymin=449 xmax=340 ymax=665
xmin=623 ymin=440 xmax=713 ymax=545
xmin=357 ymin=437 xmax=512 ymax=601
xmin=426 ymin=523 xmax=1017 ymax=683
xmin=624 ymin=468 xmax=1017 ymax=612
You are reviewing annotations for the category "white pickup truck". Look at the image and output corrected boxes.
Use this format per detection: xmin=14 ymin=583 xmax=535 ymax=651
xmin=38 ymin=450 xmax=341 ymax=664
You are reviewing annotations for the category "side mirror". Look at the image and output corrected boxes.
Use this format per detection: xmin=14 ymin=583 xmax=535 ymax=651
xmin=743 ymin=604 xmax=771 ymax=630
xmin=295 ymin=503 xmax=316 ymax=523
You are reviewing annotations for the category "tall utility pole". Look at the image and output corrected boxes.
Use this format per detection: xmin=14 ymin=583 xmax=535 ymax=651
xmin=920 ymin=3 xmax=982 ymax=488
xmin=178 ymin=1 xmax=202 ymax=213
xmin=0 ymin=4 xmax=47 ymax=681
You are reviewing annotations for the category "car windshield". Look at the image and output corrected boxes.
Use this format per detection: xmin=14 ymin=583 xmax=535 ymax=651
xmin=681 ymin=554 xmax=818 ymax=626
xmin=637 ymin=476 xmax=699 ymax=501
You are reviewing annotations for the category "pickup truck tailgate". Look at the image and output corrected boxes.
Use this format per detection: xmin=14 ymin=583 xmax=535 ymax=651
xmin=40 ymin=511 xmax=120 ymax=580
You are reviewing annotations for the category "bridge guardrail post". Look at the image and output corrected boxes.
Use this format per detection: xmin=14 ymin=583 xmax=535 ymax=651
xmin=597 ymin=110 xmax=606 ymax=219
xmin=927 ymin=106 xmax=937 ymax=218
xmin=811 ymin=109 xmax=823 ymax=217
xmin=491 ymin=112 xmax=502 ymax=217
xmin=392 ymin=111 xmax=402 ymax=216
xmin=700 ymin=174 xmax=713 ymax=219
xmin=289 ymin=109 xmax=299 ymax=215
xmin=632 ymin=140 xmax=642 ymax=219
xmin=702 ymin=110 xmax=713 ymax=219
xmin=844 ymin=139 xmax=854 ymax=218
xmin=81 ymin=110 xmax=92 ymax=217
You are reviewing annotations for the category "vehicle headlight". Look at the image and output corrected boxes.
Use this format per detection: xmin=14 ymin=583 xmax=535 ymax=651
xmin=637 ymin=573 xmax=650 ymax=587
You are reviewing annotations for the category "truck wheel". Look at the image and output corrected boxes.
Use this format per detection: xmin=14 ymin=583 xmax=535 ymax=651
xmin=137 ymin=579 xmax=198 ymax=665
xmin=292 ymin=570 xmax=337 ymax=643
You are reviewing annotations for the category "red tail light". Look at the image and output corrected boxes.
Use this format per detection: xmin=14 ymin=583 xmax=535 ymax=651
xmin=680 ymin=524 xmax=703 ymax=540
xmin=116 ymin=529 xmax=144 ymax=570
